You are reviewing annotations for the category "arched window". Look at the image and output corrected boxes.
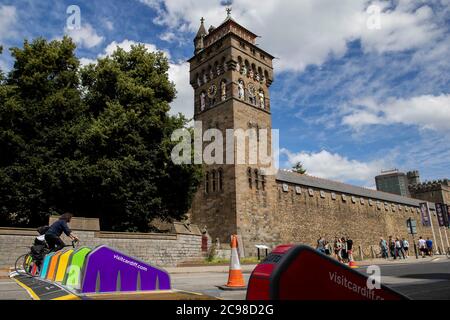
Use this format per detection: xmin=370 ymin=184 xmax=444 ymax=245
xmin=212 ymin=170 xmax=217 ymax=192
xmin=237 ymin=56 xmax=243 ymax=72
xmin=214 ymin=61 xmax=219 ymax=76
xmin=221 ymin=57 xmax=226 ymax=73
xmin=220 ymin=79 xmax=227 ymax=101
xmin=200 ymin=91 xmax=206 ymax=111
xmin=205 ymin=172 xmax=210 ymax=194
xmin=238 ymin=79 xmax=245 ymax=100
xmin=254 ymin=169 xmax=260 ymax=190
xmin=218 ymin=168 xmax=223 ymax=191
xmin=247 ymin=168 xmax=252 ymax=189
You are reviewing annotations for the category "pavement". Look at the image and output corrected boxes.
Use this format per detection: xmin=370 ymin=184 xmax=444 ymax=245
xmin=1 ymin=255 xmax=449 ymax=300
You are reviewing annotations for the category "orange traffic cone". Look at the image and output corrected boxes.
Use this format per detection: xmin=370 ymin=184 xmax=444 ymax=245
xmin=218 ymin=235 xmax=246 ymax=290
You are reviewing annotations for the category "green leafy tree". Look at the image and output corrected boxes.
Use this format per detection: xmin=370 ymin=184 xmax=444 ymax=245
xmin=292 ymin=161 xmax=307 ymax=174
xmin=0 ymin=39 xmax=201 ymax=231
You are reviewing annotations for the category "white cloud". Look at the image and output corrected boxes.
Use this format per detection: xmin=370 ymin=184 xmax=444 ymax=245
xmin=65 ymin=23 xmax=104 ymax=48
xmin=281 ymin=148 xmax=384 ymax=186
xmin=101 ymin=39 xmax=169 ymax=58
xmin=103 ymin=19 xmax=114 ymax=31
xmin=0 ymin=5 xmax=17 ymax=41
xmin=140 ymin=0 xmax=444 ymax=71
xmin=79 ymin=57 xmax=97 ymax=67
xmin=167 ymin=61 xmax=193 ymax=118
xmin=343 ymin=94 xmax=450 ymax=132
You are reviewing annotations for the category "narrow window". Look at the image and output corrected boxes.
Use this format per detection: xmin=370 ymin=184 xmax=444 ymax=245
xmin=218 ymin=169 xmax=223 ymax=191
xmin=247 ymin=168 xmax=252 ymax=189
xmin=212 ymin=170 xmax=217 ymax=192
xmin=255 ymin=169 xmax=260 ymax=190
xmin=205 ymin=172 xmax=210 ymax=194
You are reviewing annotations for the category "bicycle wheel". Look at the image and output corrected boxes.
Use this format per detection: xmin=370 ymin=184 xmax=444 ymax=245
xmin=14 ymin=254 xmax=29 ymax=274
xmin=15 ymin=253 xmax=37 ymax=276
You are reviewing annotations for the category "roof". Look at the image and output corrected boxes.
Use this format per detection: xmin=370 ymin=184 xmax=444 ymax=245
xmin=276 ymin=170 xmax=435 ymax=209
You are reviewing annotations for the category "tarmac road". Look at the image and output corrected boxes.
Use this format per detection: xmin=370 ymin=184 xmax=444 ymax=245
xmin=356 ymin=257 xmax=450 ymax=300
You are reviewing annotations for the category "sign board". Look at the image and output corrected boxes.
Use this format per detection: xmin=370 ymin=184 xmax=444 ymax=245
xmin=443 ymin=204 xmax=450 ymax=227
xmin=81 ymin=245 xmax=171 ymax=293
xmin=406 ymin=218 xmax=417 ymax=235
xmin=419 ymin=202 xmax=431 ymax=227
xmin=247 ymin=245 xmax=406 ymax=300
xmin=435 ymin=203 xmax=446 ymax=227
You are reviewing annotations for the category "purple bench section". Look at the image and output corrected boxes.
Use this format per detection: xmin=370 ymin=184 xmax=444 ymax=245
xmin=81 ymin=245 xmax=171 ymax=293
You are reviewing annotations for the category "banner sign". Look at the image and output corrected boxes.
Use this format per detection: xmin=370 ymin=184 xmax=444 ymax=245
xmin=435 ymin=203 xmax=446 ymax=227
xmin=419 ymin=202 xmax=431 ymax=227
xmin=406 ymin=219 xmax=417 ymax=235
xmin=442 ymin=204 xmax=449 ymax=228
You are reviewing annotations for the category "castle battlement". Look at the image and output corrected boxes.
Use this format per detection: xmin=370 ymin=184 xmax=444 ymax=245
xmin=409 ymin=179 xmax=449 ymax=192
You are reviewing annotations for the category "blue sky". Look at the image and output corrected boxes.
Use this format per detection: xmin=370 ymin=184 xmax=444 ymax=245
xmin=1 ymin=0 xmax=449 ymax=187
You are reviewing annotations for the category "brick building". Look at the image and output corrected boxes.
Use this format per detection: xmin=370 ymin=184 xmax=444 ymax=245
xmin=188 ymin=12 xmax=441 ymax=255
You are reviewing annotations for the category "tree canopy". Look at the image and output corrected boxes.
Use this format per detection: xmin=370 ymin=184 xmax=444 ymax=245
xmin=0 ymin=37 xmax=201 ymax=231
xmin=292 ymin=161 xmax=307 ymax=174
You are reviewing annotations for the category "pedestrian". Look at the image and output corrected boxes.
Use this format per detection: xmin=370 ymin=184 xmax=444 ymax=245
xmin=418 ymin=236 xmax=426 ymax=258
xmin=324 ymin=240 xmax=332 ymax=256
xmin=402 ymin=238 xmax=409 ymax=258
xmin=316 ymin=236 xmax=326 ymax=254
xmin=334 ymin=237 xmax=343 ymax=262
xmin=379 ymin=237 xmax=389 ymax=259
xmin=346 ymin=236 xmax=354 ymax=263
xmin=395 ymin=237 xmax=405 ymax=259
xmin=426 ymin=237 xmax=433 ymax=256
xmin=388 ymin=236 xmax=395 ymax=259
xmin=341 ymin=237 xmax=348 ymax=263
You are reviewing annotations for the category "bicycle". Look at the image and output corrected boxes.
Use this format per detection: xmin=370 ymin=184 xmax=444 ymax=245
xmin=14 ymin=240 xmax=79 ymax=277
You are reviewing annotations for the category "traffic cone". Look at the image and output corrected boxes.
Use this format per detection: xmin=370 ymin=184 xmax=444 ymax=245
xmin=218 ymin=235 xmax=246 ymax=290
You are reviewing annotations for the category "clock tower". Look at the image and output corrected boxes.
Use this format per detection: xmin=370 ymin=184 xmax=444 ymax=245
xmin=188 ymin=11 xmax=277 ymax=253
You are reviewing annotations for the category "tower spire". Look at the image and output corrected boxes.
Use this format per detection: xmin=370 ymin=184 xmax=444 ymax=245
xmin=194 ymin=17 xmax=207 ymax=54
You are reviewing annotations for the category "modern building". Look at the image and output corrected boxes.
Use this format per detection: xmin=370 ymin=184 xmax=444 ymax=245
xmin=375 ymin=170 xmax=411 ymax=197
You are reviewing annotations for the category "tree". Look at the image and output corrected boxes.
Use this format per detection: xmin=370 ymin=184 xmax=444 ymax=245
xmin=292 ymin=161 xmax=307 ymax=174
xmin=0 ymin=39 xmax=202 ymax=231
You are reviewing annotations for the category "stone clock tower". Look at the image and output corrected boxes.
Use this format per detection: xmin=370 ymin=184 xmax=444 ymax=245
xmin=188 ymin=11 xmax=278 ymax=254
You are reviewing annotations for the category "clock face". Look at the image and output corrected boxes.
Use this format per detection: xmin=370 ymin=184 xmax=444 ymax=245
xmin=207 ymin=84 xmax=217 ymax=98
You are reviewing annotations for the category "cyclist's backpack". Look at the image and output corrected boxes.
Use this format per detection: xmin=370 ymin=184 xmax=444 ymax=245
xmin=31 ymin=234 xmax=48 ymax=262
xmin=37 ymin=226 xmax=49 ymax=235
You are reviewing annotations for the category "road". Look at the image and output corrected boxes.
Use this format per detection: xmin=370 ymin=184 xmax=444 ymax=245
xmin=357 ymin=258 xmax=450 ymax=300
xmin=1 ymin=258 xmax=449 ymax=300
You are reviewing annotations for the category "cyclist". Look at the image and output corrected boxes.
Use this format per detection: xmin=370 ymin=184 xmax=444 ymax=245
xmin=45 ymin=213 xmax=79 ymax=252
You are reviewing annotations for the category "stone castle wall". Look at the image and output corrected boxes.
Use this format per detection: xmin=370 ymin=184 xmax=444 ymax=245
xmin=0 ymin=220 xmax=202 ymax=268
xmin=239 ymin=179 xmax=444 ymax=257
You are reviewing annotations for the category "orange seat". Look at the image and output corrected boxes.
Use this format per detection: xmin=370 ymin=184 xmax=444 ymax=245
xmin=46 ymin=251 xmax=64 ymax=281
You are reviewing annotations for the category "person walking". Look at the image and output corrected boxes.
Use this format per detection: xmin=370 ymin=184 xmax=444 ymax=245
xmin=418 ymin=236 xmax=427 ymax=258
xmin=334 ymin=237 xmax=343 ymax=262
xmin=346 ymin=236 xmax=354 ymax=263
xmin=379 ymin=237 xmax=389 ymax=259
xmin=316 ymin=236 xmax=326 ymax=254
xmin=402 ymin=238 xmax=409 ymax=258
xmin=388 ymin=236 xmax=395 ymax=259
xmin=341 ymin=237 xmax=348 ymax=263
xmin=426 ymin=237 xmax=433 ymax=256
xmin=395 ymin=237 xmax=405 ymax=259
